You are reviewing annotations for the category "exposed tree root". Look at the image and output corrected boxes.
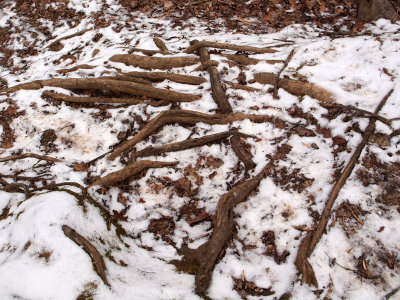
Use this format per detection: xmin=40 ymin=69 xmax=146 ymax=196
xmin=153 ymin=37 xmax=169 ymax=52
xmin=0 ymin=153 xmax=61 ymax=163
xmin=2 ymin=78 xmax=200 ymax=102
xmin=89 ymin=160 xmax=177 ymax=187
xmin=273 ymin=49 xmax=295 ymax=99
xmin=254 ymin=72 xmax=335 ymax=103
xmin=173 ymin=144 xmax=291 ymax=296
xmin=224 ymin=81 xmax=261 ymax=92
xmin=123 ymin=71 xmax=206 ymax=85
xmin=57 ymin=64 xmax=95 ymax=74
xmin=107 ymin=109 xmax=283 ymax=161
xmin=295 ymin=89 xmax=393 ymax=286
xmin=109 ymin=54 xmax=199 ymax=70
xmin=184 ymin=41 xmax=278 ymax=54
xmin=197 ymin=45 xmax=256 ymax=171
xmin=43 ymin=91 xmax=169 ymax=106
xmin=1 ymin=182 xmax=30 ymax=199
xmin=132 ymin=131 xmax=253 ymax=160
xmin=62 ymin=225 xmax=110 ymax=287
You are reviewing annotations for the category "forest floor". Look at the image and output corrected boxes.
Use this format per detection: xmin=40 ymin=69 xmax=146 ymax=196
xmin=0 ymin=1 xmax=400 ymax=299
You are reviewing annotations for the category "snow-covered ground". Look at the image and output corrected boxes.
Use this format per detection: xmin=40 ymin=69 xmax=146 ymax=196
xmin=0 ymin=1 xmax=399 ymax=299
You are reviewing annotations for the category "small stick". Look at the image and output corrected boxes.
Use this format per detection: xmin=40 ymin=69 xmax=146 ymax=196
xmin=185 ymin=41 xmax=277 ymax=54
xmin=57 ymin=64 xmax=95 ymax=74
xmin=62 ymin=225 xmax=110 ymax=287
xmin=47 ymin=29 xmax=92 ymax=49
xmin=320 ymin=102 xmax=393 ymax=127
xmin=385 ymin=285 xmax=400 ymax=299
xmin=273 ymin=49 xmax=295 ymax=99
xmin=0 ymin=153 xmax=61 ymax=163
xmin=295 ymin=89 xmax=394 ymax=286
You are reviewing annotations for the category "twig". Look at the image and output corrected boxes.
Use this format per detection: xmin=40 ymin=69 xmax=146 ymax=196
xmin=62 ymin=225 xmax=110 ymax=287
xmin=0 ymin=153 xmax=61 ymax=163
xmin=47 ymin=29 xmax=92 ymax=49
xmin=320 ymin=102 xmax=393 ymax=127
xmin=295 ymin=88 xmax=394 ymax=286
xmin=224 ymin=80 xmax=261 ymax=92
xmin=273 ymin=49 xmax=295 ymax=99
xmin=385 ymin=285 xmax=400 ymax=299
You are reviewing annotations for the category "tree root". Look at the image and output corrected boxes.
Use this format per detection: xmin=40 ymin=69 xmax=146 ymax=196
xmin=89 ymin=160 xmax=177 ymax=187
xmin=0 ymin=153 xmax=61 ymax=163
xmin=132 ymin=131 xmax=253 ymax=160
xmin=254 ymin=72 xmax=334 ymax=103
xmin=184 ymin=41 xmax=278 ymax=54
xmin=62 ymin=225 xmax=110 ymax=287
xmin=107 ymin=109 xmax=283 ymax=160
xmin=173 ymin=144 xmax=291 ymax=296
xmin=153 ymin=37 xmax=169 ymax=52
xmin=2 ymin=78 xmax=200 ymax=102
xmin=197 ymin=45 xmax=255 ymax=171
xmin=109 ymin=54 xmax=199 ymax=70
xmin=295 ymin=89 xmax=393 ymax=286
xmin=123 ymin=71 xmax=206 ymax=85
xmin=43 ymin=91 xmax=169 ymax=106
xmin=57 ymin=64 xmax=95 ymax=74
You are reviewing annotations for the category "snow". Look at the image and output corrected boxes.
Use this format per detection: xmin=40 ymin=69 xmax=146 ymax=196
xmin=0 ymin=1 xmax=400 ymax=299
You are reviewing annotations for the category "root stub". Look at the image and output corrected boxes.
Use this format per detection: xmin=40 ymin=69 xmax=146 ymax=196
xmin=254 ymin=72 xmax=334 ymax=103
xmin=2 ymin=77 xmax=200 ymax=102
xmin=89 ymin=160 xmax=177 ymax=187
xmin=109 ymin=54 xmax=200 ymax=70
